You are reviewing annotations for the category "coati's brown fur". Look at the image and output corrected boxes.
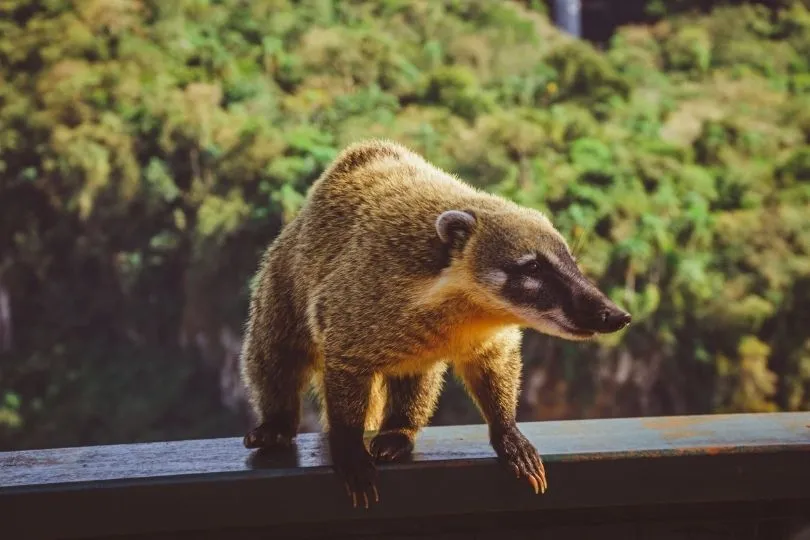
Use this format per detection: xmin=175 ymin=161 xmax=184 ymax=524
xmin=240 ymin=139 xmax=631 ymax=508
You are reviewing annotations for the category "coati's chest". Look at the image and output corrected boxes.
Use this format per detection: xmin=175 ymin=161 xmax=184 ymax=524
xmin=380 ymin=312 xmax=517 ymax=376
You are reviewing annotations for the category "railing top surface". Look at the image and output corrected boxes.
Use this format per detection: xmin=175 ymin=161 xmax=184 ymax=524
xmin=2 ymin=412 xmax=809 ymax=540
xmin=2 ymin=412 xmax=809 ymax=489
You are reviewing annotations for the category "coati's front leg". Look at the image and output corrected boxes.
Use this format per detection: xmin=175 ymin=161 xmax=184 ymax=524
xmin=324 ymin=361 xmax=379 ymax=509
xmin=456 ymin=333 xmax=547 ymax=495
xmin=370 ymin=363 xmax=448 ymax=462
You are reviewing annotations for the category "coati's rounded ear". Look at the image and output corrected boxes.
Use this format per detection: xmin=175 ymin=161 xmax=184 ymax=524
xmin=435 ymin=210 xmax=476 ymax=244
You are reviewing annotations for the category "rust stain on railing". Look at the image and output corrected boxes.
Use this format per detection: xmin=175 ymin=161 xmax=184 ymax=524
xmin=640 ymin=415 xmax=730 ymax=441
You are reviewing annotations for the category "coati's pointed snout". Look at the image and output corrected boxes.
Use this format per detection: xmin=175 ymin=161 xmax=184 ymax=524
xmin=565 ymin=284 xmax=631 ymax=335
xmin=596 ymin=304 xmax=632 ymax=333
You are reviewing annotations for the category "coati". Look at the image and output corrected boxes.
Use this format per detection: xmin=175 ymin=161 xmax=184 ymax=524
xmin=240 ymin=139 xmax=631 ymax=508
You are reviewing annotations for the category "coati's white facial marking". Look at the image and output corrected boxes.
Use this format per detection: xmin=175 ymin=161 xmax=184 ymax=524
xmin=522 ymin=277 xmax=541 ymax=292
xmin=543 ymin=251 xmax=561 ymax=268
xmin=515 ymin=254 xmax=537 ymax=265
xmin=513 ymin=307 xmax=595 ymax=341
xmin=482 ymin=270 xmax=508 ymax=288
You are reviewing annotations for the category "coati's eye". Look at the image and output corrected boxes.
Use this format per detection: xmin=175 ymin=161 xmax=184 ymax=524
xmin=522 ymin=259 xmax=541 ymax=275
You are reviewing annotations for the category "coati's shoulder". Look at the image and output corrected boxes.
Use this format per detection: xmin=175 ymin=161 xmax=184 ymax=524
xmin=323 ymin=138 xmax=418 ymax=177
xmin=311 ymin=139 xmax=465 ymax=193
xmin=308 ymin=139 xmax=506 ymax=212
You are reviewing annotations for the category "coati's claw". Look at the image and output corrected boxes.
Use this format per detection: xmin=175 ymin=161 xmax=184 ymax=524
xmin=332 ymin=442 xmax=380 ymax=509
xmin=243 ymin=422 xmax=294 ymax=450
xmin=527 ymin=473 xmax=539 ymax=494
xmin=492 ymin=426 xmax=548 ymax=495
xmin=370 ymin=431 xmax=415 ymax=462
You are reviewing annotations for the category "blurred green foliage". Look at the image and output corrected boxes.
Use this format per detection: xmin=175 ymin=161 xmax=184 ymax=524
xmin=1 ymin=0 xmax=809 ymax=450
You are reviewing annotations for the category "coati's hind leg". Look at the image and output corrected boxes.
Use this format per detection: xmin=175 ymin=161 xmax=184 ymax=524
xmin=240 ymin=262 xmax=315 ymax=450
xmin=242 ymin=338 xmax=314 ymax=449
xmin=370 ymin=363 xmax=447 ymax=462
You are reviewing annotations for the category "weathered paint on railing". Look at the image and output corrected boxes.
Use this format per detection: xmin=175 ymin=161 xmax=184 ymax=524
xmin=2 ymin=412 xmax=809 ymax=539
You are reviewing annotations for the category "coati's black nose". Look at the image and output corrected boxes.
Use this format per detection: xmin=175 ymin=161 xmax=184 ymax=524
xmin=598 ymin=307 xmax=632 ymax=333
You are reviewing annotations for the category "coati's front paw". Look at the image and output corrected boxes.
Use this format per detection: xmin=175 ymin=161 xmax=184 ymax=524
xmin=370 ymin=430 xmax=414 ymax=462
xmin=243 ymin=422 xmax=294 ymax=450
xmin=331 ymin=441 xmax=379 ymax=509
xmin=491 ymin=426 xmax=547 ymax=494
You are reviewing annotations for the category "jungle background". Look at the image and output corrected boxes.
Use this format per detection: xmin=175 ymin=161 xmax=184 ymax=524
xmin=2 ymin=0 xmax=809 ymax=451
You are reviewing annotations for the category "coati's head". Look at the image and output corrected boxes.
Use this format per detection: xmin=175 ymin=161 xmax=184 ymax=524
xmin=435 ymin=208 xmax=631 ymax=340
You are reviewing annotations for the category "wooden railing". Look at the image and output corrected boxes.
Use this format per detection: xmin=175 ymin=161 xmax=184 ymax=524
xmin=2 ymin=412 xmax=809 ymax=539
